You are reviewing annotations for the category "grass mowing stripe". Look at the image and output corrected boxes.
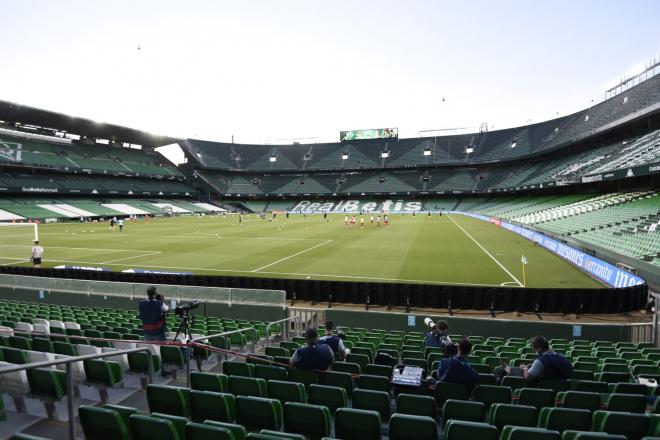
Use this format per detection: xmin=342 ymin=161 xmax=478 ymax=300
xmin=99 ymin=251 xmax=163 ymax=264
xmin=251 ymin=239 xmax=334 ymax=272
xmin=446 ymin=214 xmax=524 ymax=287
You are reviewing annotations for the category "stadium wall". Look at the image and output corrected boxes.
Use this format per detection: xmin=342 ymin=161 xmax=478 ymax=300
xmin=0 ymin=267 xmax=648 ymax=314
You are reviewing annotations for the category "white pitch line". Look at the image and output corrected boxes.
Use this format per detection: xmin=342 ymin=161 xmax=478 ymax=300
xmin=30 ymin=258 xmax=507 ymax=287
xmin=446 ymin=214 xmax=524 ymax=287
xmin=251 ymin=240 xmax=334 ymax=272
xmin=38 ymin=232 xmax=321 ymax=241
xmin=0 ymin=244 xmax=160 ymax=253
xmin=100 ymin=251 xmax=163 ymax=264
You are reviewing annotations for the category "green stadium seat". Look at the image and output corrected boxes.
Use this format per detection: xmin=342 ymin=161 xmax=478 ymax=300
xmin=352 ymin=389 xmax=390 ymax=419
xmin=357 ymin=374 xmax=389 ymax=393
xmin=191 ymin=372 xmax=228 ymax=392
xmin=474 ymin=385 xmax=512 ymax=408
xmin=538 ymin=379 xmax=569 ymax=392
xmin=129 ymin=414 xmax=180 ymax=440
xmin=322 ymin=371 xmax=354 ymax=396
xmin=102 ymin=404 xmax=138 ymax=429
xmin=283 ymin=402 xmax=332 ymax=439
xmin=287 ymin=368 xmax=317 ymax=388
xmin=229 ymin=376 xmax=267 ymax=397
xmin=444 ymin=420 xmax=498 ymax=440
xmin=308 ymin=384 xmax=347 ymax=413
xmin=573 ymin=380 xmax=608 ymax=393
xmin=609 ymin=382 xmax=648 ymax=395
xmin=204 ymin=421 xmax=248 ymax=440
xmin=235 ymin=396 xmax=283 ymax=431
xmin=267 ymin=380 xmax=306 ymax=404
xmin=190 ymin=390 xmax=235 ymax=423
xmin=604 ymin=393 xmax=647 ymax=413
xmin=186 ymin=422 xmax=235 ymax=440
xmin=79 ymin=405 xmax=130 ymax=440
xmin=146 ymin=384 xmax=190 ymax=417
xmin=150 ymin=413 xmax=188 ymax=440
xmin=26 ymin=368 xmax=66 ymax=401
xmin=224 ymin=361 xmax=255 ymax=377
xmin=511 ymin=388 xmax=553 ymax=410
xmin=434 ymin=382 xmax=470 ymax=408
xmin=255 ymin=365 xmax=288 ymax=382
xmin=489 ymin=403 xmax=537 ymax=431
xmin=389 ymin=413 xmax=437 ymax=440
xmin=84 ymin=359 xmax=123 ymax=387
xmin=592 ymin=410 xmax=650 ymax=440
xmin=265 ymin=346 xmax=289 ymax=357
xmin=561 ymin=431 xmax=626 ymax=439
xmin=500 ymin=426 xmax=561 ymax=440
xmin=595 ymin=372 xmax=631 ymax=384
xmin=333 ymin=361 xmax=361 ymax=375
xmin=396 ymin=393 xmax=436 ymax=418
xmin=538 ymin=407 xmax=592 ymax=432
xmin=442 ymin=399 xmax=485 ymax=426
xmin=364 ymin=364 xmax=392 ymax=377
xmin=557 ymin=391 xmax=601 ymax=411
xmin=127 ymin=352 xmax=161 ymax=374
xmin=334 ymin=408 xmax=381 ymax=440
xmin=257 ymin=429 xmax=305 ymax=440
xmin=502 ymin=376 xmax=532 ymax=391
xmin=346 ymin=353 xmax=369 ymax=370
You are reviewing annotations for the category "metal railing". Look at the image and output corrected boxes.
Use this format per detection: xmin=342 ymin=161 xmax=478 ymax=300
xmin=0 ymin=273 xmax=286 ymax=308
xmin=265 ymin=316 xmax=303 ymax=343
xmin=0 ymin=346 xmax=154 ymax=440
xmin=188 ymin=327 xmax=257 ymax=387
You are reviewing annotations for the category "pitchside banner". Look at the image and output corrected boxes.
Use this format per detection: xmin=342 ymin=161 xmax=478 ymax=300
xmin=340 ymin=128 xmax=398 ymax=141
xmin=456 ymin=212 xmax=646 ymax=288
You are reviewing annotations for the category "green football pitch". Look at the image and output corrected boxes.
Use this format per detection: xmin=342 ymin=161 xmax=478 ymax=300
xmin=12 ymin=213 xmax=603 ymax=288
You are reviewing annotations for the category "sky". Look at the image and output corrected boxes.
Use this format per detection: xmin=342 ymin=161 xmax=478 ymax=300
xmin=0 ymin=0 xmax=659 ymax=163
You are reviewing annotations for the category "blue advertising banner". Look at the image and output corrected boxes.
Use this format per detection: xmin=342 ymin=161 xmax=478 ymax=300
xmin=122 ymin=268 xmax=193 ymax=276
xmin=453 ymin=212 xmax=646 ymax=288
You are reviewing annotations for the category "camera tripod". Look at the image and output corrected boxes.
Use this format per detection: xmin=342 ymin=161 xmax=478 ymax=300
xmin=172 ymin=311 xmax=203 ymax=371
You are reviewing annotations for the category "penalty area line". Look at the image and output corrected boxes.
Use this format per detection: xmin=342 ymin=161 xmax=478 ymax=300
xmin=446 ymin=214 xmax=524 ymax=287
xmin=251 ymin=240 xmax=334 ymax=272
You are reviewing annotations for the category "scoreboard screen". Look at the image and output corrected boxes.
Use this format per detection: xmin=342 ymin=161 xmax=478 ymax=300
xmin=340 ymin=128 xmax=398 ymax=141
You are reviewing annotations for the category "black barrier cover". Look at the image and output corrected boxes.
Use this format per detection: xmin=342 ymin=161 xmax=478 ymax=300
xmin=0 ymin=266 xmax=648 ymax=314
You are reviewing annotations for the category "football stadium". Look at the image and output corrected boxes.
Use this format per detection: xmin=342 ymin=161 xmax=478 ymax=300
xmin=0 ymin=2 xmax=659 ymax=440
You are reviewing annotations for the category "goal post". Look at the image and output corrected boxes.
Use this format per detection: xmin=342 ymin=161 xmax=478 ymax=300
xmin=0 ymin=222 xmax=39 ymax=266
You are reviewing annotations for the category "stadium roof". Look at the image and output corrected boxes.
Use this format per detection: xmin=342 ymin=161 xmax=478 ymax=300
xmin=0 ymin=100 xmax=181 ymax=148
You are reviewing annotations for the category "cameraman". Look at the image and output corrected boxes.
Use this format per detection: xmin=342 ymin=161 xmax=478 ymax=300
xmin=425 ymin=320 xmax=451 ymax=348
xmin=139 ymin=286 xmax=169 ymax=342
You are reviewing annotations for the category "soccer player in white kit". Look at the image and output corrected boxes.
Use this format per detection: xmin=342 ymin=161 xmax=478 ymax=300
xmin=344 ymin=215 xmax=349 ymax=227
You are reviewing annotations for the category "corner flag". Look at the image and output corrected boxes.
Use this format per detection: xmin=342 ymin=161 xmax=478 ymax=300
xmin=521 ymin=254 xmax=527 ymax=287
xmin=521 ymin=255 xmax=528 ymax=265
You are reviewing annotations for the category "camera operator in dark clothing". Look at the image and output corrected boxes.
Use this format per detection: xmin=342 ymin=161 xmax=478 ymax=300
xmin=290 ymin=328 xmax=334 ymax=371
xmin=436 ymin=338 xmax=480 ymax=394
xmin=139 ymin=286 xmax=169 ymax=342
xmin=425 ymin=320 xmax=451 ymax=348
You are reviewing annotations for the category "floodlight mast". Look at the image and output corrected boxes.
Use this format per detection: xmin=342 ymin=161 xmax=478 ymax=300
xmin=605 ymin=55 xmax=660 ymax=99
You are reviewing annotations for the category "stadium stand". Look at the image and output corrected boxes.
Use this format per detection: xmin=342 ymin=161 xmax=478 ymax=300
xmin=4 ymin=298 xmax=660 ymax=439
xmin=0 ymin=133 xmax=182 ymax=178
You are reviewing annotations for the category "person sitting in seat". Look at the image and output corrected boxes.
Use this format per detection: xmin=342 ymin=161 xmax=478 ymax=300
xmin=319 ymin=320 xmax=347 ymax=361
xmin=425 ymin=320 xmax=451 ymax=348
xmin=290 ymin=327 xmax=334 ymax=371
xmin=436 ymin=338 xmax=479 ymax=393
xmin=522 ymin=336 xmax=573 ymax=381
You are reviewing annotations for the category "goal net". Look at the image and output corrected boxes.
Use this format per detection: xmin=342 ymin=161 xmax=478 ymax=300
xmin=0 ymin=223 xmax=39 ymax=266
